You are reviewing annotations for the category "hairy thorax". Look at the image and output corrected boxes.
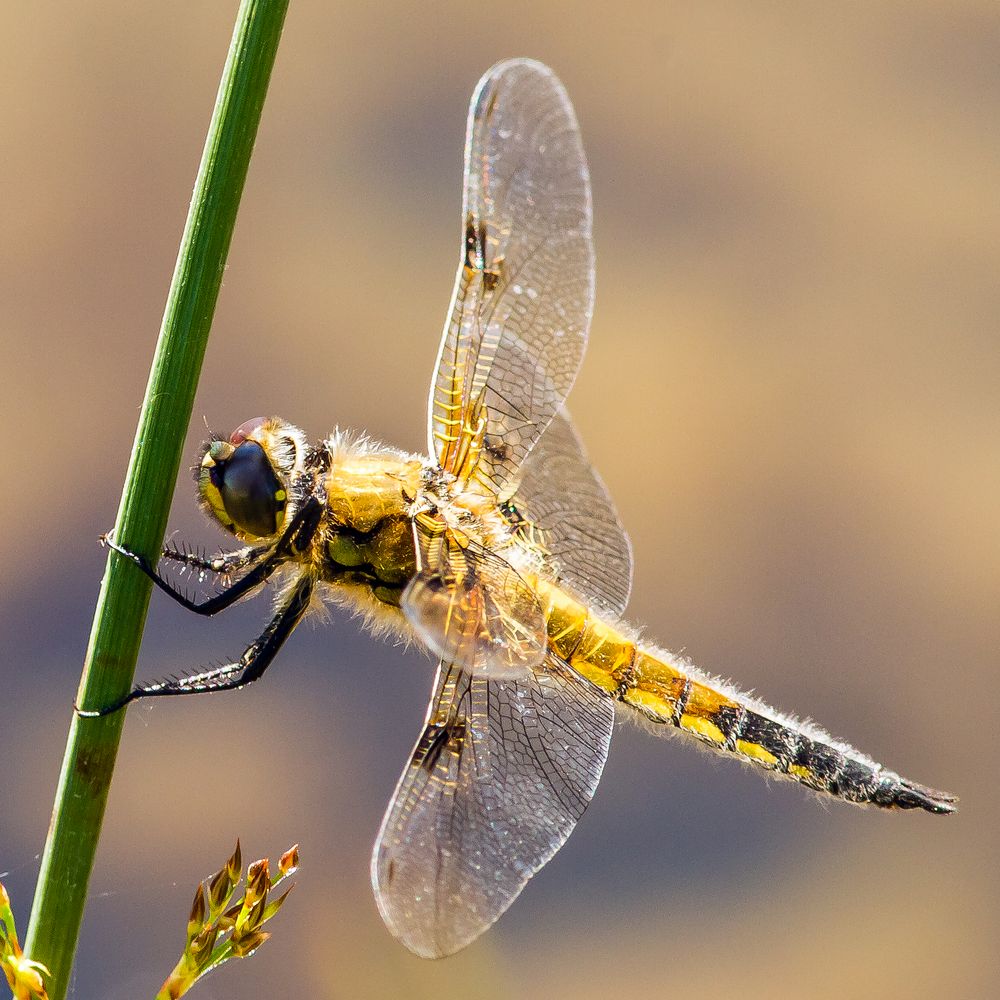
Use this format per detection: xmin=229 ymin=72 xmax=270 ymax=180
xmin=316 ymin=438 xmax=423 ymax=615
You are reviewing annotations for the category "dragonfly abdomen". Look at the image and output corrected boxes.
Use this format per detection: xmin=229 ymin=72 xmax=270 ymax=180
xmin=536 ymin=580 xmax=956 ymax=815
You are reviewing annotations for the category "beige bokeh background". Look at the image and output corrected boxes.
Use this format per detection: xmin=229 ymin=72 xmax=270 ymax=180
xmin=1 ymin=3 xmax=996 ymax=998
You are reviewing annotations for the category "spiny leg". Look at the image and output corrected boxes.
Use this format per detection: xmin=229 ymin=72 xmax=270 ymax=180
xmin=101 ymin=495 xmax=323 ymax=617
xmin=103 ymin=531 xmax=280 ymax=616
xmin=159 ymin=539 xmax=270 ymax=580
xmin=77 ymin=573 xmax=316 ymax=717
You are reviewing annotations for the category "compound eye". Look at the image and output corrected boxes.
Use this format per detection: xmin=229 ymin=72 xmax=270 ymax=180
xmin=214 ymin=440 xmax=286 ymax=537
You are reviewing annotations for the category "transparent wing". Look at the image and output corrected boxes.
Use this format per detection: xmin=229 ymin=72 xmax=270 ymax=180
xmin=429 ymin=58 xmax=594 ymax=498
xmin=402 ymin=513 xmax=546 ymax=679
xmin=513 ymin=408 xmax=633 ymax=618
xmin=371 ymin=656 xmax=615 ymax=958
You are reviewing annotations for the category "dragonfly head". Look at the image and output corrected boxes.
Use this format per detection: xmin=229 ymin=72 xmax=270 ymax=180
xmin=197 ymin=417 xmax=305 ymax=540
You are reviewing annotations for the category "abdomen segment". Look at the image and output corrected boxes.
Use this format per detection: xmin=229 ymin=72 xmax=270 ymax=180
xmin=537 ymin=581 xmax=957 ymax=814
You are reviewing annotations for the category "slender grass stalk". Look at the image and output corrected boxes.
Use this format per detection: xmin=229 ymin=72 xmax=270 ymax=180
xmin=25 ymin=4 xmax=289 ymax=997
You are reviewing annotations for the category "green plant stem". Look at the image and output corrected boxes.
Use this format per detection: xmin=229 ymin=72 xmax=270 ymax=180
xmin=24 ymin=4 xmax=289 ymax=997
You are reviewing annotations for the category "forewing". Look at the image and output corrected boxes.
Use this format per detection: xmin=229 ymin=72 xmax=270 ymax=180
xmin=371 ymin=656 xmax=615 ymax=958
xmin=515 ymin=408 xmax=633 ymax=618
xmin=402 ymin=515 xmax=546 ymax=679
xmin=429 ymin=58 xmax=594 ymax=497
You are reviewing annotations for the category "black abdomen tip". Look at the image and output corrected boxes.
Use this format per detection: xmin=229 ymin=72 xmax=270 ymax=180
xmin=892 ymin=779 xmax=959 ymax=814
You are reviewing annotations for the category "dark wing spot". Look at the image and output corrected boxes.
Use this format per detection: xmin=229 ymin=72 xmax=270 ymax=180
xmin=412 ymin=720 xmax=466 ymax=775
xmin=483 ymin=265 xmax=502 ymax=292
xmin=465 ymin=213 xmax=482 ymax=270
xmin=484 ymin=435 xmax=513 ymax=462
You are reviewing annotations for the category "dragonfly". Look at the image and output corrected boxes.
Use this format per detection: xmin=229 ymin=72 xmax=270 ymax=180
xmin=84 ymin=58 xmax=957 ymax=959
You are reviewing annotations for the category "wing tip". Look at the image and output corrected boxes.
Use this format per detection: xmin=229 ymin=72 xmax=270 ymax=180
xmin=482 ymin=56 xmax=556 ymax=82
xmin=472 ymin=58 xmax=566 ymax=122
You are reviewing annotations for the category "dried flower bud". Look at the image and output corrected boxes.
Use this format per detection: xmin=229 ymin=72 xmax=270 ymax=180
xmin=155 ymin=841 xmax=297 ymax=998
xmin=187 ymin=886 xmax=207 ymax=944
xmin=208 ymin=865 xmax=237 ymax=919
xmin=219 ymin=902 xmax=242 ymax=930
xmin=243 ymin=860 xmax=270 ymax=911
xmin=190 ymin=925 xmax=219 ymax=967
xmin=226 ymin=840 xmax=242 ymax=883
xmin=278 ymin=845 xmax=299 ymax=877
xmin=230 ymin=929 xmax=270 ymax=959
xmin=4 ymin=953 xmax=50 ymax=1000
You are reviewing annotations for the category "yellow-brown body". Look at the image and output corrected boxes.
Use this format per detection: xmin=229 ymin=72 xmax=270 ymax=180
xmin=95 ymin=59 xmax=955 ymax=966
xmin=308 ymin=440 xmax=947 ymax=812
xmin=317 ymin=444 xmax=422 ymax=610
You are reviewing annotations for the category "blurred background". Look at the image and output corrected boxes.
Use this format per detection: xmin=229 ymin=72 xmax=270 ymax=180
xmin=1 ymin=2 xmax=996 ymax=997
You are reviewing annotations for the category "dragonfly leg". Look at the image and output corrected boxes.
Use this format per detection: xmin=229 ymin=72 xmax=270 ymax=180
xmin=159 ymin=539 xmax=269 ymax=579
xmin=76 ymin=573 xmax=315 ymax=716
xmin=101 ymin=495 xmax=323 ymax=617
